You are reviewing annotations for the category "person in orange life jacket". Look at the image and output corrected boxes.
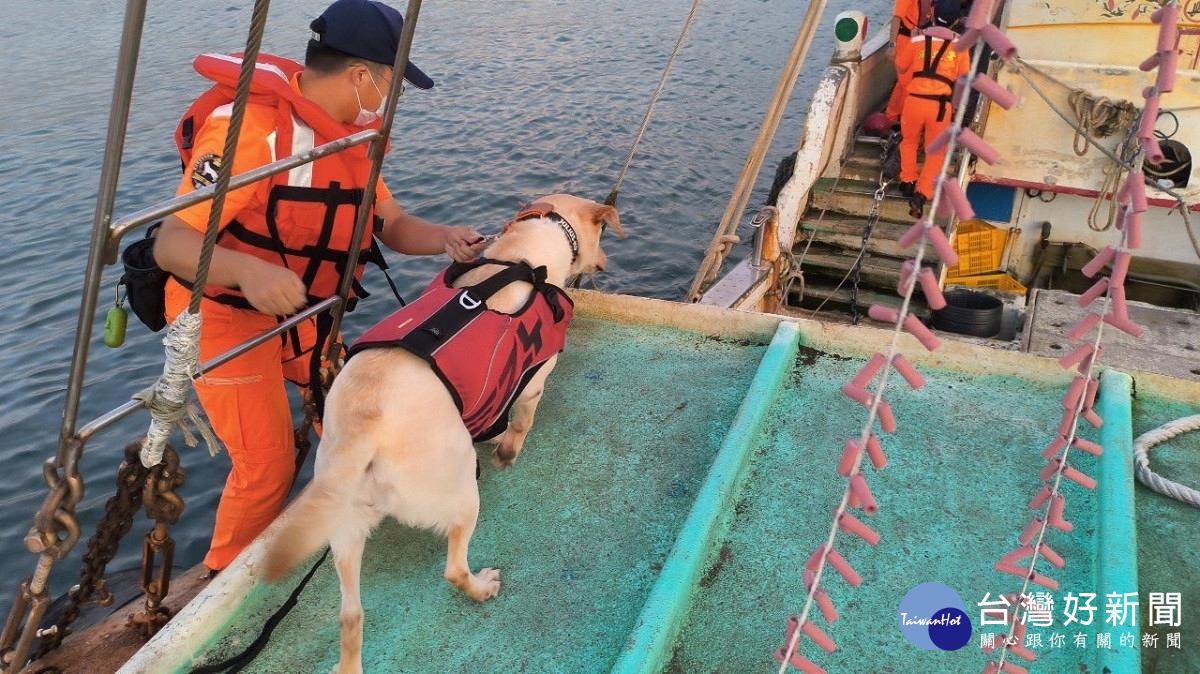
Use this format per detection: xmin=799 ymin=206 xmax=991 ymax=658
xmin=153 ymin=0 xmax=488 ymax=574
xmin=895 ymin=0 xmax=970 ymax=218
xmin=884 ymin=0 xmax=934 ymax=124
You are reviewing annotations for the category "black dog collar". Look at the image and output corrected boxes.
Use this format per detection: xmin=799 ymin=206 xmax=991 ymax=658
xmin=512 ymin=202 xmax=580 ymax=263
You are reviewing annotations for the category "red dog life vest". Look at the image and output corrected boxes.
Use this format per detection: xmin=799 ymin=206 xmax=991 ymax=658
xmin=347 ymin=259 xmax=574 ymax=441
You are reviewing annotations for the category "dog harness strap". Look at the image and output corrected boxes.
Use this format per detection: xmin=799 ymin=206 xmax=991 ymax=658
xmin=347 ymin=260 xmax=574 ymax=441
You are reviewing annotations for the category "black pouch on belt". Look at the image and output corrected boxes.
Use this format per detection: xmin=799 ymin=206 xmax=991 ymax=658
xmin=119 ymin=221 xmax=169 ymax=332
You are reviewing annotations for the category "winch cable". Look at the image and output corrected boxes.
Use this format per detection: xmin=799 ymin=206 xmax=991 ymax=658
xmin=188 ymin=550 xmax=330 ymax=674
xmin=685 ymin=0 xmax=830 ymax=302
xmin=604 ymin=0 xmax=702 ymax=209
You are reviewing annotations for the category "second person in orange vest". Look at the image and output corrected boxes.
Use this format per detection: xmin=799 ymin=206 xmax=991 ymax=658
xmin=884 ymin=0 xmax=934 ymax=124
xmin=153 ymin=0 xmax=488 ymax=574
xmin=895 ymin=0 xmax=970 ymax=218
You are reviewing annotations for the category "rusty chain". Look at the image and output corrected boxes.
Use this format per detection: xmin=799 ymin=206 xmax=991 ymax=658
xmin=128 ymin=446 xmax=186 ymax=638
xmin=32 ymin=441 xmax=151 ymax=658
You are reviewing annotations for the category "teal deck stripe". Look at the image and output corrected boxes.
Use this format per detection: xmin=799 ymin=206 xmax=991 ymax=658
xmin=609 ymin=321 xmax=800 ymax=674
xmin=1095 ymin=370 xmax=1140 ymax=673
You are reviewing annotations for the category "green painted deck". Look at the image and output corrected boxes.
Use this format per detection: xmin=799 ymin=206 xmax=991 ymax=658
xmin=151 ymin=301 xmax=1194 ymax=674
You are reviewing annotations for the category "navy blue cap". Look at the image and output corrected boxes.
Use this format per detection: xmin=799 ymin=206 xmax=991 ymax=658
xmin=933 ymin=0 xmax=962 ymax=27
xmin=310 ymin=0 xmax=434 ymax=89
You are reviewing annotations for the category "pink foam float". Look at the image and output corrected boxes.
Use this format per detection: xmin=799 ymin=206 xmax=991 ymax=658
xmin=1031 ymin=572 xmax=1059 ymax=590
xmin=841 ymin=382 xmax=871 ymax=407
xmin=849 ymin=474 xmax=879 ymax=515
xmin=1057 ymin=408 xmax=1076 ymax=437
xmin=898 ymin=220 xmax=929 ymax=249
xmin=1084 ymin=377 xmax=1099 ymax=408
xmin=865 ymin=433 xmax=887 ymax=469
xmin=918 ymin=268 xmax=946 ymax=310
xmin=1157 ymin=12 xmax=1179 ymax=52
xmin=838 ymin=510 xmax=881 ymax=546
xmin=891 ymin=353 xmax=925 ymax=390
xmin=773 ymin=646 xmax=827 ymax=674
xmin=823 ymin=544 xmax=862 ymax=587
xmin=837 ymin=439 xmax=862 ymax=477
xmin=1007 ymin=640 xmax=1039 ymax=662
xmin=1111 ymin=284 xmax=1129 ymax=320
xmin=801 ymin=571 xmax=841 ymax=623
xmin=1018 ymin=517 xmax=1044 ymax=546
xmin=999 ymin=545 xmax=1034 ymax=566
xmin=1063 ymin=463 xmax=1097 ymax=490
xmin=1158 ymin=49 xmax=1177 ymax=92
xmin=1077 ymin=277 xmax=1109 ymax=307
xmin=868 ymin=304 xmax=900 ymax=323
xmin=1110 ymin=251 xmax=1132 ymax=288
xmin=967 ymin=0 xmax=997 ymax=29
xmin=1138 ymin=94 xmax=1161 ymax=140
xmin=1041 ymin=436 xmax=1067 ymax=461
xmin=937 ymin=177 xmax=976 ymax=220
xmin=1065 ymin=313 xmax=1101 ymax=342
xmin=1040 ymin=457 xmax=1063 ymax=482
xmin=1029 ymin=484 xmax=1054 ymax=508
xmin=1037 ymin=541 xmax=1066 ymax=569
xmin=1120 ymin=172 xmax=1148 ymax=212
xmin=1063 ymin=376 xmax=1087 ymax=410
xmin=1057 ymin=343 xmax=1094 ymax=371
xmin=1081 ymin=245 xmax=1116 ymax=278
xmin=1143 ymin=137 xmax=1165 ymax=166
xmin=904 ymin=313 xmax=941 ymax=351
xmin=898 ymin=259 xmax=917 ymax=294
xmin=995 ymin=562 xmax=1031 ymax=581
xmin=927 ymin=126 xmax=956 ymax=154
xmin=1083 ymin=408 xmax=1104 ymax=429
xmin=959 ymin=128 xmax=1001 ymax=165
xmin=1072 ymin=436 xmax=1103 ymax=456
xmin=972 ymin=73 xmax=1017 ymax=109
xmin=1140 ymin=52 xmax=1161 ymax=72
xmin=1125 ymin=210 xmax=1143 ymax=248
xmin=956 ymin=27 xmax=980 ymax=52
xmin=802 ymin=620 xmax=837 ymax=654
xmin=1047 ymin=494 xmax=1074 ymax=532
xmin=876 ymin=400 xmax=898 ymax=433
xmin=1152 ymin=2 xmax=1181 ymax=23
xmin=1104 ymin=313 xmax=1145 ymax=338
xmin=851 ymin=353 xmax=887 ymax=388
xmin=926 ymin=224 xmax=959 ymax=266
xmin=981 ymin=24 xmax=1017 ymax=60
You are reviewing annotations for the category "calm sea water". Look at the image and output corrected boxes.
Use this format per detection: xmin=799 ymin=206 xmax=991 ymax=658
xmin=0 ymin=0 xmax=890 ymax=590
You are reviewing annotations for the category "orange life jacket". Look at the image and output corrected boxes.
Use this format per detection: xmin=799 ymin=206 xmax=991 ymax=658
xmin=174 ymin=52 xmax=387 ymax=310
xmin=904 ymin=28 xmax=964 ymax=121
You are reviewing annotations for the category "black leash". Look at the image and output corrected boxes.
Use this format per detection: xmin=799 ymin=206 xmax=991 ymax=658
xmin=188 ymin=549 xmax=330 ymax=674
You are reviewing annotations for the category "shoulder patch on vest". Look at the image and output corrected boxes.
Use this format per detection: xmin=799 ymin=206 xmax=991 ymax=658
xmin=191 ymin=154 xmax=223 ymax=188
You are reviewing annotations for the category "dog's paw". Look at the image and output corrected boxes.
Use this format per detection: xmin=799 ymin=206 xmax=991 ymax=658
xmin=491 ymin=445 xmax=519 ymax=468
xmin=469 ymin=567 xmax=502 ymax=601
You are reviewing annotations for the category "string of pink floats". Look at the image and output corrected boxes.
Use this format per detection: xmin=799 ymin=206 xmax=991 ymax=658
xmin=985 ymin=4 xmax=1175 ymax=673
xmin=774 ymin=2 xmax=1175 ymax=672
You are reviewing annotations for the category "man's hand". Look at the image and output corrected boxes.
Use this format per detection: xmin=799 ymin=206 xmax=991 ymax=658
xmin=234 ymin=257 xmax=308 ymax=316
xmin=445 ymin=225 xmax=488 ymax=262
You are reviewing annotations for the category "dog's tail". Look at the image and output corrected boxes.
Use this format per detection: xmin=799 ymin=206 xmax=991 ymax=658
xmin=262 ymin=436 xmax=374 ymax=582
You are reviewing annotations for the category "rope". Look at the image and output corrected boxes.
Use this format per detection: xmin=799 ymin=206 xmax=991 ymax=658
xmin=135 ymin=312 xmax=221 ymax=467
xmin=1086 ymin=161 xmax=1126 ymax=232
xmin=1068 ymin=90 xmax=1138 ymax=157
xmin=1011 ymin=58 xmax=1200 ymax=263
xmin=686 ymin=0 xmax=829 ymax=303
xmin=188 ymin=0 xmax=272 ymax=313
xmin=605 ymin=0 xmax=702 ymax=208
xmin=138 ymin=0 xmax=270 ymax=467
xmin=1134 ymin=414 xmax=1200 ymax=507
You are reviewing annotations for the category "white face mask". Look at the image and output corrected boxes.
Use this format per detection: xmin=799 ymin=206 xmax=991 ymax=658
xmin=352 ymin=71 xmax=387 ymax=127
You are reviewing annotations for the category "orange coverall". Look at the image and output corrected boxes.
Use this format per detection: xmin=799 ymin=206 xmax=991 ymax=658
xmin=896 ymin=29 xmax=971 ymax=199
xmin=885 ymin=0 xmax=933 ymax=122
xmin=167 ymin=80 xmax=391 ymax=572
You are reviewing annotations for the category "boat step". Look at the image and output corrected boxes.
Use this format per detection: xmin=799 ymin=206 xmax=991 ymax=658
xmin=793 ymin=248 xmax=911 ymax=288
xmin=795 ymin=216 xmax=941 ymax=261
xmin=811 ymin=186 xmax=918 ymax=223
xmin=787 ymin=281 xmax=927 ymax=317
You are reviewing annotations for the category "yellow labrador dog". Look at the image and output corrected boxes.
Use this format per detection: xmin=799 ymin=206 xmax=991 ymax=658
xmin=263 ymin=194 xmax=621 ymax=674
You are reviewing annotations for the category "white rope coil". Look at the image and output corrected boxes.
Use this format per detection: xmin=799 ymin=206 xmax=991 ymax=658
xmin=134 ymin=310 xmax=221 ymax=467
xmin=1134 ymin=414 xmax=1200 ymax=507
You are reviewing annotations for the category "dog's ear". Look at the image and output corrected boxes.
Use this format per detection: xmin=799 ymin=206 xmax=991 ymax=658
xmin=592 ymin=204 xmax=626 ymax=238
